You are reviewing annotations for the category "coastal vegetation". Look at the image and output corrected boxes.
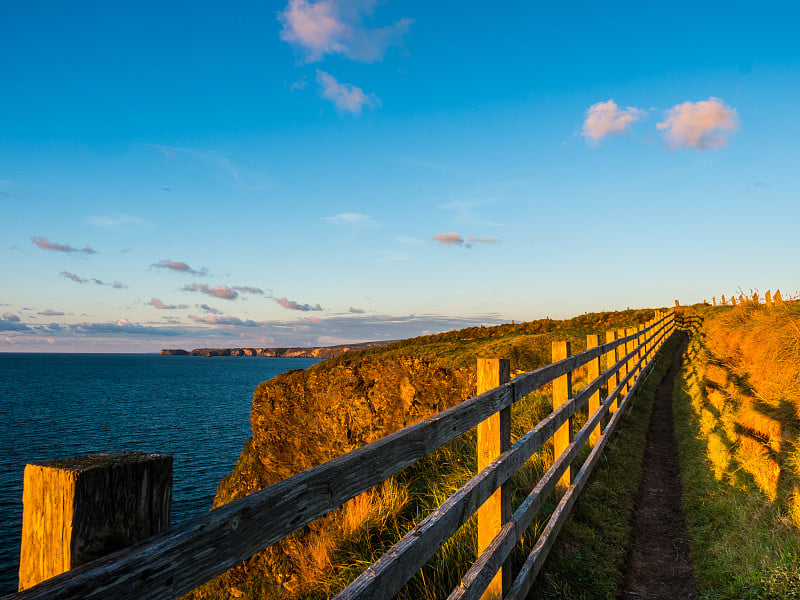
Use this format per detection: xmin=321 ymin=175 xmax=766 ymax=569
xmin=186 ymin=308 xmax=671 ymax=599
xmin=675 ymin=299 xmax=800 ymax=598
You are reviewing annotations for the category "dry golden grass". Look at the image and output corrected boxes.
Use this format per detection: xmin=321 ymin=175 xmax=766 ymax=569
xmin=683 ymin=299 xmax=800 ymax=520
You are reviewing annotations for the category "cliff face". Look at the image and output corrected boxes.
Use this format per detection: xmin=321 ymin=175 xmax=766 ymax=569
xmin=214 ymin=354 xmax=474 ymax=505
xmin=193 ymin=347 xmax=474 ymax=598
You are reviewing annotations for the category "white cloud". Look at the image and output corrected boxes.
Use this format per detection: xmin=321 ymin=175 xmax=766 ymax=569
xmin=582 ymin=100 xmax=645 ymax=143
xmin=324 ymin=212 xmax=377 ymax=226
xmin=657 ymin=97 xmax=739 ymax=150
xmin=278 ymin=0 xmax=412 ymax=63
xmin=316 ymin=70 xmax=379 ymax=114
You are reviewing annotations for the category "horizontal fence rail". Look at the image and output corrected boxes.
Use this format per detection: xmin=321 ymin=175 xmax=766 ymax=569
xmin=7 ymin=310 xmax=677 ymax=600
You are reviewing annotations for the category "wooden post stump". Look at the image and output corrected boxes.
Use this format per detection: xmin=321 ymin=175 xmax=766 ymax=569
xmin=477 ymin=358 xmax=511 ymax=600
xmin=19 ymin=451 xmax=172 ymax=591
xmin=766 ymin=290 xmax=772 ymax=306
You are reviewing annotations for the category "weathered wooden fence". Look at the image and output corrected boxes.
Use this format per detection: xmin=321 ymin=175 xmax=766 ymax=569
xmin=7 ymin=310 xmax=676 ymax=600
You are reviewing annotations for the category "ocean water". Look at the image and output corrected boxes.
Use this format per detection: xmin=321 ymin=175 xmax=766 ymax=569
xmin=0 ymin=352 xmax=320 ymax=594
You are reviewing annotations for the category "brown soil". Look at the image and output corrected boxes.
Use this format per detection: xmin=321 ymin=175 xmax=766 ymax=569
xmin=621 ymin=336 xmax=697 ymax=600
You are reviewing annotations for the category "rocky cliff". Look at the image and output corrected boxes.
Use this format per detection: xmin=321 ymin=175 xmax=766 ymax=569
xmin=160 ymin=340 xmax=394 ymax=358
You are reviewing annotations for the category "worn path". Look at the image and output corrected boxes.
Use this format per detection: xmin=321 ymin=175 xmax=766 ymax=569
xmin=621 ymin=335 xmax=696 ymax=600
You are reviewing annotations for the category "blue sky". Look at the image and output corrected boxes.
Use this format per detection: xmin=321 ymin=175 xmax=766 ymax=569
xmin=2 ymin=1 xmax=798 ymax=352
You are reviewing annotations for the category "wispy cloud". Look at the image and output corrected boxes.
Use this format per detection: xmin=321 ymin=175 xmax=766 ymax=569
xmin=233 ymin=286 xmax=268 ymax=296
xmin=61 ymin=271 xmax=87 ymax=284
xmin=279 ymin=0 xmax=412 ymax=63
xmin=33 ymin=236 xmax=96 ymax=255
xmin=276 ymin=297 xmax=323 ymax=311
xmin=582 ymin=100 xmax=645 ymax=143
xmin=182 ymin=283 xmax=238 ymax=300
xmin=149 ymin=298 xmax=189 ymax=310
xmin=187 ymin=314 xmax=261 ymax=327
xmin=38 ymin=309 xmax=64 ymax=316
xmin=88 ymin=214 xmax=147 ymax=228
xmin=431 ymin=232 xmax=500 ymax=248
xmin=2 ymin=312 xmax=20 ymax=322
xmin=467 ymin=235 xmax=500 ymax=245
xmin=316 ymin=70 xmax=378 ymax=114
xmin=324 ymin=212 xmax=378 ymax=226
xmin=657 ymin=97 xmax=739 ymax=150
xmin=74 ymin=319 xmax=181 ymax=336
xmin=349 ymin=307 xmax=365 ymax=314
xmin=0 ymin=317 xmax=30 ymax=332
xmin=151 ymin=259 xmax=209 ymax=277
xmin=92 ymin=278 xmax=127 ymax=289
xmin=431 ymin=232 xmax=464 ymax=246
xmin=199 ymin=304 xmax=222 ymax=314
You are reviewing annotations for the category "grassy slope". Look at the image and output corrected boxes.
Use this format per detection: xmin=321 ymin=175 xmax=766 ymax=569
xmin=298 ymin=309 xmax=670 ymax=598
xmin=674 ymin=301 xmax=800 ymax=598
xmin=188 ymin=308 xmax=669 ymax=599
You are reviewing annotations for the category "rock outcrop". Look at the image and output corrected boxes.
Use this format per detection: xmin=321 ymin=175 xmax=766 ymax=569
xmin=159 ymin=340 xmax=394 ymax=359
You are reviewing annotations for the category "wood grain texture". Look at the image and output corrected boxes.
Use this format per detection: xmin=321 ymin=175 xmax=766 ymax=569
xmin=552 ymin=341 xmax=573 ymax=497
xmin=476 ymin=359 xmax=511 ymax=600
xmin=18 ymin=452 xmax=171 ymax=592
xmin=586 ymin=335 xmax=601 ymax=447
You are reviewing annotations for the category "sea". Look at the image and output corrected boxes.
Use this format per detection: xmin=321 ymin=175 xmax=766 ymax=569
xmin=0 ymin=352 xmax=321 ymax=595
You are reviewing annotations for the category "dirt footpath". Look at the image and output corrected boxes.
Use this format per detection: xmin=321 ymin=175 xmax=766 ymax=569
xmin=621 ymin=336 xmax=696 ymax=600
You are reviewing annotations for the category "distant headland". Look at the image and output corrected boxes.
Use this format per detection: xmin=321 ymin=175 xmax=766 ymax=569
xmin=159 ymin=340 xmax=396 ymax=359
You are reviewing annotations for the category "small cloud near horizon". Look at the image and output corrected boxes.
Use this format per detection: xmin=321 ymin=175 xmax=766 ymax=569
xmin=149 ymin=298 xmax=189 ymax=310
xmin=657 ymin=97 xmax=739 ymax=150
xmin=432 ymin=232 xmax=464 ymax=246
xmin=2 ymin=312 xmax=21 ymax=322
xmin=38 ymin=309 xmax=64 ymax=316
xmin=32 ymin=236 xmax=96 ymax=255
xmin=182 ymin=283 xmax=238 ymax=300
xmin=349 ymin=307 xmax=365 ymax=314
xmin=582 ymin=100 xmax=645 ymax=143
xmin=61 ymin=271 xmax=87 ymax=284
xmin=151 ymin=259 xmax=209 ymax=277
xmin=188 ymin=314 xmax=261 ymax=327
xmin=199 ymin=304 xmax=223 ymax=314
xmin=276 ymin=297 xmax=323 ymax=311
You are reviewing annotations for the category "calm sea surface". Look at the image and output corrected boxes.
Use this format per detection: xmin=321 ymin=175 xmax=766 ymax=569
xmin=0 ymin=352 xmax=320 ymax=594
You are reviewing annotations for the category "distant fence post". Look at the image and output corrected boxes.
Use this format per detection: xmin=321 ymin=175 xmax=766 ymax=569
xmin=605 ymin=330 xmax=618 ymax=414
xmin=552 ymin=341 xmax=572 ymax=498
xmin=616 ymin=328 xmax=628 ymax=394
xmin=587 ymin=335 xmax=601 ymax=446
xmin=766 ymin=290 xmax=773 ymax=306
xmin=18 ymin=451 xmax=172 ymax=591
xmin=477 ymin=358 xmax=511 ymax=599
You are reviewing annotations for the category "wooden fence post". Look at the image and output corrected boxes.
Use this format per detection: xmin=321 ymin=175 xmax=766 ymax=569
xmin=552 ymin=341 xmax=572 ymax=498
xmin=605 ymin=330 xmax=618 ymax=414
xmin=721 ymin=294 xmax=726 ymax=305
xmin=766 ymin=290 xmax=772 ymax=306
xmin=587 ymin=335 xmax=601 ymax=446
xmin=775 ymin=289 xmax=783 ymax=304
xmin=477 ymin=358 xmax=511 ymax=599
xmin=18 ymin=451 xmax=172 ymax=591
xmin=617 ymin=328 xmax=628 ymax=394
xmin=625 ymin=327 xmax=637 ymax=393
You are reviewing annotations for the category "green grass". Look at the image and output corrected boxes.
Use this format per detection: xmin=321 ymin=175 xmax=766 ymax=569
xmin=674 ymin=336 xmax=800 ymax=599
xmin=527 ymin=331 xmax=681 ymax=599
xmin=311 ymin=329 xmax=680 ymax=599
xmin=187 ymin=308 xmax=672 ymax=599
